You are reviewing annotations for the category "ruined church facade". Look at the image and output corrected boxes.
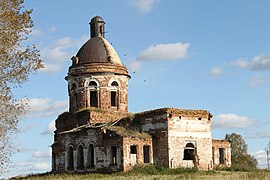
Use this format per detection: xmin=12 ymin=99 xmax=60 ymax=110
xmin=51 ymin=16 xmax=231 ymax=173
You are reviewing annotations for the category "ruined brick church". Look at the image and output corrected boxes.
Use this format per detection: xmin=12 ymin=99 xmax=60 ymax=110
xmin=51 ymin=16 xmax=231 ymax=173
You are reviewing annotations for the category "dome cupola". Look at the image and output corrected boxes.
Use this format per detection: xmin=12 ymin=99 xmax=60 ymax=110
xmin=72 ymin=16 xmax=124 ymax=67
xmin=66 ymin=16 xmax=130 ymax=114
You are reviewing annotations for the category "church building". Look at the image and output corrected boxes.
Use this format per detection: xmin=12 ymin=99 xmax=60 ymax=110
xmin=51 ymin=16 xmax=231 ymax=173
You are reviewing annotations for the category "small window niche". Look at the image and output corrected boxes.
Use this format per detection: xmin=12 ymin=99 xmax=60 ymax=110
xmin=87 ymin=144 xmax=95 ymax=168
xmin=183 ymin=143 xmax=195 ymax=160
xmin=67 ymin=146 xmax=74 ymax=171
xmin=219 ymin=148 xmax=225 ymax=164
xmin=111 ymin=146 xmax=117 ymax=165
xmin=130 ymin=145 xmax=137 ymax=165
xmin=110 ymin=81 xmax=119 ymax=107
xmin=77 ymin=145 xmax=84 ymax=170
xmin=89 ymin=81 xmax=98 ymax=107
xmin=143 ymin=146 xmax=150 ymax=163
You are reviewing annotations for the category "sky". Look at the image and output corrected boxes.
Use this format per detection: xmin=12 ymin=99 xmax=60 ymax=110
xmin=3 ymin=0 xmax=270 ymax=178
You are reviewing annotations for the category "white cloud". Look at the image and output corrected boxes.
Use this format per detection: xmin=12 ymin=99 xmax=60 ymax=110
xmin=39 ymin=63 xmax=62 ymax=73
xmin=49 ymin=26 xmax=57 ymax=32
xmin=251 ymin=150 xmax=268 ymax=169
xmin=30 ymin=28 xmax=44 ymax=38
xmin=31 ymin=163 xmax=50 ymax=171
xmin=248 ymin=76 xmax=266 ymax=87
xmin=5 ymin=151 xmax=51 ymax=178
xmin=40 ymin=35 xmax=88 ymax=74
xmin=45 ymin=46 xmax=70 ymax=62
xmin=232 ymin=55 xmax=270 ymax=71
xmin=32 ymin=150 xmax=50 ymax=159
xmin=129 ymin=60 xmax=141 ymax=72
xmin=128 ymin=42 xmax=190 ymax=72
xmin=41 ymin=121 xmax=55 ymax=136
xmin=25 ymin=98 xmax=68 ymax=119
xmin=129 ymin=0 xmax=159 ymax=13
xmin=244 ymin=129 xmax=270 ymax=139
xmin=137 ymin=42 xmax=190 ymax=61
xmin=210 ymin=67 xmax=222 ymax=76
xmin=212 ymin=113 xmax=257 ymax=129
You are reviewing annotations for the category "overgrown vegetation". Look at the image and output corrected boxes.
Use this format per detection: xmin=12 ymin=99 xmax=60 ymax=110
xmin=10 ymin=164 xmax=270 ymax=180
xmin=104 ymin=126 xmax=151 ymax=139
xmin=225 ymin=133 xmax=258 ymax=169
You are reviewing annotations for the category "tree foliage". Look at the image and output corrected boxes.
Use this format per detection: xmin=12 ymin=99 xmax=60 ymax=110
xmin=225 ymin=133 xmax=258 ymax=169
xmin=0 ymin=0 xmax=43 ymax=175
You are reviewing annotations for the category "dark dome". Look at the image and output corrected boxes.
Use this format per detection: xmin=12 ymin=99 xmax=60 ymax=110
xmin=90 ymin=16 xmax=104 ymax=23
xmin=76 ymin=37 xmax=123 ymax=65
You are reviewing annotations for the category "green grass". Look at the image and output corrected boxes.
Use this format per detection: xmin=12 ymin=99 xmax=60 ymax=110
xmin=9 ymin=165 xmax=270 ymax=180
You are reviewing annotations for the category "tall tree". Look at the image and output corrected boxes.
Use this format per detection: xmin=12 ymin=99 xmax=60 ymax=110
xmin=0 ymin=0 xmax=43 ymax=175
xmin=225 ymin=133 xmax=258 ymax=169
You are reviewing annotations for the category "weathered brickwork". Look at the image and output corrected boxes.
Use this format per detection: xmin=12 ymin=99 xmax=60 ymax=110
xmin=212 ymin=139 xmax=231 ymax=167
xmin=52 ymin=16 xmax=231 ymax=174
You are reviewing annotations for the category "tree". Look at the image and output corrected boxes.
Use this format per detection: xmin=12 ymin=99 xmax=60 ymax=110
xmin=0 ymin=0 xmax=43 ymax=175
xmin=225 ymin=133 xmax=258 ymax=169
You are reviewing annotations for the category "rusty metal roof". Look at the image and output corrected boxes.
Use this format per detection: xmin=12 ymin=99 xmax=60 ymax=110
xmin=76 ymin=37 xmax=123 ymax=65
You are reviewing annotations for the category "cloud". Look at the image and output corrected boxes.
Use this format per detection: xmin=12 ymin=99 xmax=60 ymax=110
xmin=49 ymin=26 xmax=57 ymax=32
xmin=5 ymin=150 xmax=51 ymax=178
xmin=210 ymin=67 xmax=222 ymax=76
xmin=32 ymin=150 xmax=51 ymax=159
xmin=39 ymin=63 xmax=62 ymax=73
xmin=129 ymin=42 xmax=190 ymax=72
xmin=31 ymin=163 xmax=50 ymax=171
xmin=129 ymin=0 xmax=159 ymax=13
xmin=248 ymin=75 xmax=266 ymax=87
xmin=40 ymin=35 xmax=88 ymax=74
xmin=251 ymin=150 xmax=268 ymax=169
xmin=244 ymin=128 xmax=270 ymax=139
xmin=30 ymin=28 xmax=44 ymax=38
xmin=41 ymin=121 xmax=55 ymax=136
xmin=25 ymin=98 xmax=68 ymax=119
xmin=212 ymin=113 xmax=257 ymax=129
xmin=137 ymin=42 xmax=190 ymax=61
xmin=129 ymin=60 xmax=141 ymax=72
xmin=232 ymin=55 xmax=270 ymax=71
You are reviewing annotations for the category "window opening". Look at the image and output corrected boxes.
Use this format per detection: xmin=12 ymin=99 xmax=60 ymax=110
xmin=111 ymin=81 xmax=118 ymax=86
xmin=130 ymin=145 xmax=137 ymax=165
xmin=90 ymin=91 xmax=98 ymax=107
xmin=111 ymin=146 xmax=117 ymax=165
xmin=212 ymin=147 xmax=215 ymax=163
xmin=99 ymin=25 xmax=103 ymax=35
xmin=183 ymin=143 xmax=195 ymax=160
xmin=89 ymin=81 xmax=97 ymax=86
xmin=67 ymin=146 xmax=74 ymax=170
xmin=143 ymin=146 xmax=150 ymax=163
xmin=111 ymin=91 xmax=117 ymax=107
xmin=130 ymin=146 xmax=137 ymax=154
xmin=89 ymin=81 xmax=98 ymax=107
xmin=77 ymin=145 xmax=84 ymax=169
xmin=110 ymin=81 xmax=118 ymax=107
xmin=219 ymin=148 xmax=225 ymax=164
xmin=71 ymin=84 xmax=78 ymax=109
xmin=87 ymin=144 xmax=95 ymax=168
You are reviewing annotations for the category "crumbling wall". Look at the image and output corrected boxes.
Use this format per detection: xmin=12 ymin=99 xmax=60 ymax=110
xmin=68 ymin=69 xmax=129 ymax=114
xmin=212 ymin=139 xmax=231 ymax=167
xmin=167 ymin=112 xmax=213 ymax=170
xmin=52 ymin=127 xmax=125 ymax=173
xmin=122 ymin=137 xmax=152 ymax=171
xmin=131 ymin=111 xmax=170 ymax=167
xmin=55 ymin=110 xmax=130 ymax=132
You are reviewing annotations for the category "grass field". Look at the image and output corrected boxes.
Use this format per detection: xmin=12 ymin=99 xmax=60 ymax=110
xmin=10 ymin=165 xmax=270 ymax=180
